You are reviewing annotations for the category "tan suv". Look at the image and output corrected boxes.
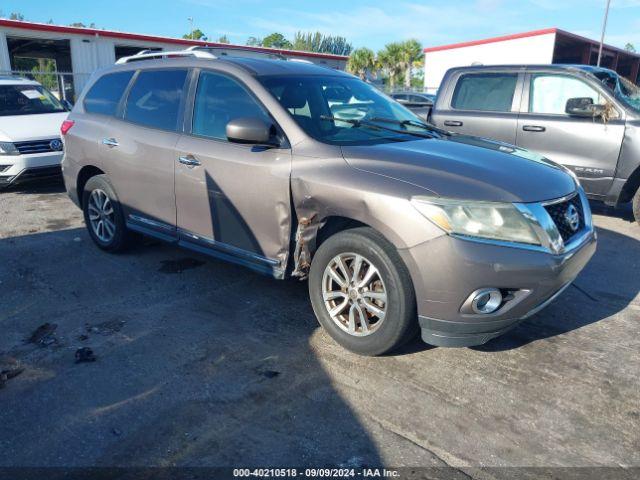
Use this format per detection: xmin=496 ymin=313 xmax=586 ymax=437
xmin=61 ymin=51 xmax=596 ymax=355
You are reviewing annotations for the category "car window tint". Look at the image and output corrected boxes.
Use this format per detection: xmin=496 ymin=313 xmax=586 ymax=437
xmin=192 ymin=71 xmax=269 ymax=140
xmin=84 ymin=71 xmax=134 ymax=116
xmin=124 ymin=69 xmax=187 ymax=131
xmin=530 ymin=74 xmax=603 ymax=115
xmin=452 ymin=73 xmax=518 ymax=112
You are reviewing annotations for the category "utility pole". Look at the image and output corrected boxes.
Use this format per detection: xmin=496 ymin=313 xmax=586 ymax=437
xmin=597 ymin=0 xmax=611 ymax=66
xmin=188 ymin=17 xmax=194 ymax=40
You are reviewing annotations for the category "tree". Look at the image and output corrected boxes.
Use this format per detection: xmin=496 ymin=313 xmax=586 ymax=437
xmin=261 ymin=33 xmax=292 ymax=49
xmin=398 ymin=39 xmax=423 ymax=89
xmin=69 ymin=22 xmax=97 ymax=28
xmin=183 ymin=29 xmax=207 ymax=41
xmin=292 ymin=31 xmax=352 ymax=56
xmin=9 ymin=12 xmax=25 ymax=20
xmin=246 ymin=36 xmax=262 ymax=47
xmin=217 ymin=35 xmax=230 ymax=44
xmin=347 ymin=47 xmax=376 ymax=80
xmin=377 ymin=42 xmax=404 ymax=89
xmin=625 ymin=43 xmax=636 ymax=53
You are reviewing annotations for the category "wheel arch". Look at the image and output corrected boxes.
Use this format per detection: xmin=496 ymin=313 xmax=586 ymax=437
xmin=619 ymin=166 xmax=640 ymax=204
xmin=76 ymin=165 xmax=105 ymax=203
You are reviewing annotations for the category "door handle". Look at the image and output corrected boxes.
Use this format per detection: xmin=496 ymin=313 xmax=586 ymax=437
xmin=102 ymin=138 xmax=119 ymax=147
xmin=522 ymin=125 xmax=546 ymax=132
xmin=178 ymin=155 xmax=201 ymax=167
xmin=444 ymin=120 xmax=463 ymax=127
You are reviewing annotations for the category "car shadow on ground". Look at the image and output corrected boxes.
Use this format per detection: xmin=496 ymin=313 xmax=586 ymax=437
xmin=589 ymin=200 xmax=635 ymax=223
xmin=0 ymin=226 xmax=384 ymax=467
xmin=3 ymin=176 xmax=67 ymax=195
xmin=473 ymin=224 xmax=640 ymax=352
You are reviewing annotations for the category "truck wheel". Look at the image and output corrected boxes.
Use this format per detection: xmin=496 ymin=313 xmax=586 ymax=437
xmin=82 ymin=175 xmax=131 ymax=252
xmin=634 ymin=188 xmax=640 ymax=226
xmin=308 ymin=227 xmax=418 ymax=356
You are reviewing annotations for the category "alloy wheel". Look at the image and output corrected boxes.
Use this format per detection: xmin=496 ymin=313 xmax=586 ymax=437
xmin=87 ymin=189 xmax=116 ymax=243
xmin=321 ymin=252 xmax=387 ymax=337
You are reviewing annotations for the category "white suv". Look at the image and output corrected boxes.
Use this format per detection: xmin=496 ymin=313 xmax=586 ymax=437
xmin=0 ymin=76 xmax=69 ymax=188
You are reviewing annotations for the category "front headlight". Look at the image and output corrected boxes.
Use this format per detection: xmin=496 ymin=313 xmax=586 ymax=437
xmin=411 ymin=196 xmax=541 ymax=245
xmin=0 ymin=142 xmax=19 ymax=156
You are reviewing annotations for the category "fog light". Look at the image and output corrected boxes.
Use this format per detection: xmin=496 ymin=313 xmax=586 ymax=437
xmin=470 ymin=288 xmax=503 ymax=314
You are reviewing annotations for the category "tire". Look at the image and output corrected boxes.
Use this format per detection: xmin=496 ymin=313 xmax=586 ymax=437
xmin=82 ymin=174 xmax=131 ymax=252
xmin=633 ymin=187 xmax=640 ymax=226
xmin=309 ymin=227 xmax=418 ymax=356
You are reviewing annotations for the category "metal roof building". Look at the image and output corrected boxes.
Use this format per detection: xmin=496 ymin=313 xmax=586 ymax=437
xmin=423 ymin=28 xmax=640 ymax=92
xmin=0 ymin=19 xmax=348 ymax=101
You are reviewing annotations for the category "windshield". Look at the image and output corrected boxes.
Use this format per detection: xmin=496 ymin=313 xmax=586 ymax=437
xmin=259 ymin=75 xmax=429 ymax=145
xmin=0 ymin=84 xmax=66 ymax=117
xmin=592 ymin=70 xmax=640 ymax=114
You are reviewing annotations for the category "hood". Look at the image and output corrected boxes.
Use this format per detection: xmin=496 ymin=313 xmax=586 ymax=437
xmin=341 ymin=135 xmax=576 ymax=203
xmin=0 ymin=112 xmax=68 ymax=142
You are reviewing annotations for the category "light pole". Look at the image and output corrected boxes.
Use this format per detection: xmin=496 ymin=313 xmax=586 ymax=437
xmin=187 ymin=17 xmax=194 ymax=40
xmin=597 ymin=0 xmax=611 ymax=66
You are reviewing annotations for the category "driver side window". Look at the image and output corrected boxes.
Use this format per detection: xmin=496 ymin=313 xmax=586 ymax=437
xmin=192 ymin=71 xmax=270 ymax=141
xmin=529 ymin=74 xmax=604 ymax=115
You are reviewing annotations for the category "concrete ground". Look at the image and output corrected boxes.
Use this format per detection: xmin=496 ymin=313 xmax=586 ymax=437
xmin=0 ymin=179 xmax=638 ymax=476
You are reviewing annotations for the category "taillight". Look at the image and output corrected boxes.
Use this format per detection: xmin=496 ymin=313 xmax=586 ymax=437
xmin=61 ymin=120 xmax=75 ymax=136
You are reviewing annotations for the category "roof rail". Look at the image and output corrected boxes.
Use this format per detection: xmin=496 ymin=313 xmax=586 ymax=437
xmin=115 ymin=49 xmax=217 ymax=64
xmin=187 ymin=45 xmax=287 ymax=61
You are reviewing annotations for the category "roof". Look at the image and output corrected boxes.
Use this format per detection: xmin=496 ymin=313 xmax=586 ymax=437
xmin=445 ymin=64 xmax=617 ymax=75
xmin=0 ymin=75 xmax=38 ymax=85
xmin=219 ymin=56 xmax=353 ymax=76
xmin=424 ymin=27 xmax=640 ymax=59
xmin=0 ymin=19 xmax=349 ymax=61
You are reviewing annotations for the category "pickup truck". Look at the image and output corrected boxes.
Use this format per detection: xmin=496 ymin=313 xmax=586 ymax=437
xmin=429 ymin=64 xmax=640 ymax=225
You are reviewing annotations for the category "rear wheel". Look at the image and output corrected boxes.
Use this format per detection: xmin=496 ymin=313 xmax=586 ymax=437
xmin=633 ymin=187 xmax=640 ymax=226
xmin=82 ymin=175 xmax=131 ymax=252
xmin=309 ymin=227 xmax=418 ymax=356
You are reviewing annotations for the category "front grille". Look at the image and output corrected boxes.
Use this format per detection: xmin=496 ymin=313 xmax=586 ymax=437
xmin=14 ymin=138 xmax=63 ymax=154
xmin=544 ymin=194 xmax=585 ymax=243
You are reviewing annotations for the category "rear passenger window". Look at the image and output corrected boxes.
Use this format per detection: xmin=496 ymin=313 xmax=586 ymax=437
xmin=451 ymin=73 xmax=518 ymax=112
xmin=84 ymin=71 xmax=134 ymax=116
xmin=124 ymin=69 xmax=188 ymax=131
xmin=192 ymin=71 xmax=270 ymax=140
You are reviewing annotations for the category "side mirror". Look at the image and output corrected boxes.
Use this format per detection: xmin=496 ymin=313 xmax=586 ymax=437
xmin=226 ymin=117 xmax=275 ymax=145
xmin=565 ymin=97 xmax=604 ymax=118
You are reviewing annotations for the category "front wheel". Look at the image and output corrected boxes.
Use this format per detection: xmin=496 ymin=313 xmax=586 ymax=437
xmin=633 ymin=187 xmax=640 ymax=226
xmin=309 ymin=227 xmax=418 ymax=356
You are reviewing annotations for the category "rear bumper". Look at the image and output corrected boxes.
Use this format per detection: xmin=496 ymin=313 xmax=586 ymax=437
xmin=399 ymin=229 xmax=597 ymax=348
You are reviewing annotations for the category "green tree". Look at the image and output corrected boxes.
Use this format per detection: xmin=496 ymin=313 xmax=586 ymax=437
xmin=261 ymin=32 xmax=292 ymax=49
xmin=625 ymin=43 xmax=636 ymax=53
xmin=183 ymin=29 xmax=207 ymax=41
xmin=69 ymin=22 xmax=97 ymax=28
xmin=292 ymin=31 xmax=352 ymax=55
xmin=398 ymin=39 xmax=423 ymax=89
xmin=246 ymin=36 xmax=262 ymax=47
xmin=347 ymin=47 xmax=376 ymax=80
xmin=377 ymin=42 xmax=404 ymax=89
xmin=217 ymin=35 xmax=230 ymax=44
xmin=9 ymin=12 xmax=25 ymax=20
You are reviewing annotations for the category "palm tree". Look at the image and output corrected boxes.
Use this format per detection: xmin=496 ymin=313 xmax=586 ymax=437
xmin=377 ymin=42 xmax=403 ymax=89
xmin=347 ymin=47 xmax=376 ymax=80
xmin=399 ymin=39 xmax=423 ymax=89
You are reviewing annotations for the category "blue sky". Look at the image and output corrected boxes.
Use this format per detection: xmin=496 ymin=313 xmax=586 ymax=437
xmin=3 ymin=0 xmax=640 ymax=51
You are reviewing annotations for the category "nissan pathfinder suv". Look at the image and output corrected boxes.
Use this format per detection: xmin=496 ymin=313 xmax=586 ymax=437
xmin=61 ymin=50 xmax=596 ymax=355
xmin=430 ymin=64 xmax=640 ymax=225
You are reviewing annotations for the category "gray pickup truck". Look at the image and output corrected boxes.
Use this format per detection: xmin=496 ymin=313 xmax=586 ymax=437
xmin=430 ymin=65 xmax=640 ymax=224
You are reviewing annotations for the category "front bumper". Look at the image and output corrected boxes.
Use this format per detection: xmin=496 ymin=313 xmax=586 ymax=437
xmin=0 ymin=152 xmax=63 ymax=187
xmin=399 ymin=228 xmax=597 ymax=348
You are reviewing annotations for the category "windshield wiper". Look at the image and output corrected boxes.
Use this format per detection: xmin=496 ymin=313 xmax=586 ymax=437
xmin=320 ymin=115 xmax=440 ymax=140
xmin=369 ymin=116 xmax=451 ymax=136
